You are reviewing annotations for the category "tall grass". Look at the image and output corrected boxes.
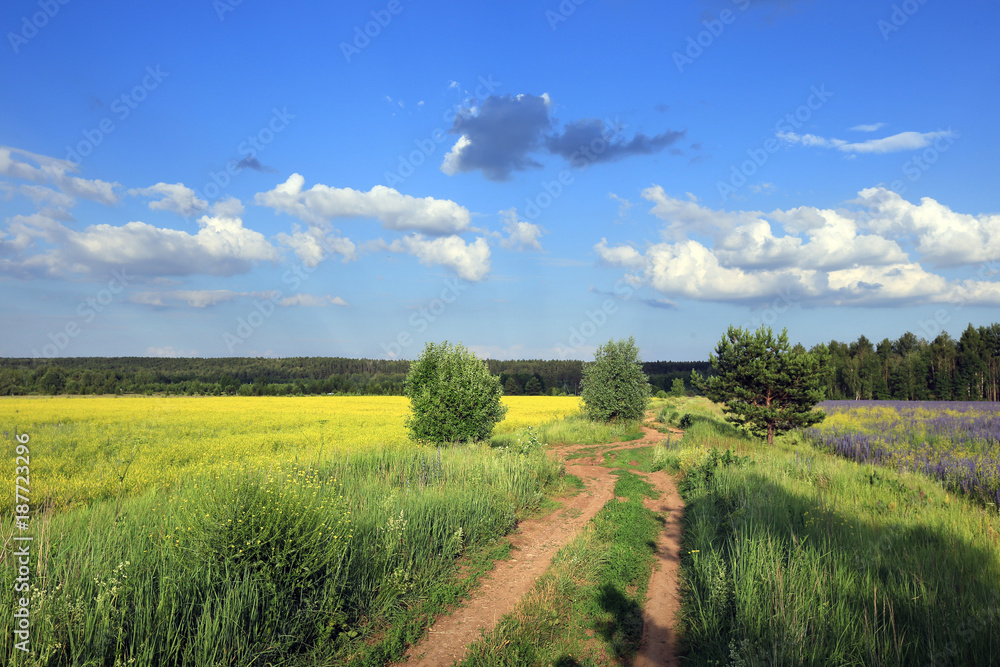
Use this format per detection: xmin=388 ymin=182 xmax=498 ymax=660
xmin=0 ymin=444 xmax=562 ymax=666
xmin=667 ymin=402 xmax=1000 ymax=665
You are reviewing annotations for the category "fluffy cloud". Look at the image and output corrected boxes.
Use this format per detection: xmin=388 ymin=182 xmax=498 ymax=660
xmin=442 ymin=93 xmax=552 ymax=180
xmin=778 ymin=129 xmax=956 ymax=154
xmin=389 ymin=234 xmax=491 ymax=281
xmin=2 ymin=209 xmax=278 ymax=278
xmin=498 ymin=208 xmax=543 ymax=251
xmin=595 ymin=187 xmax=1000 ymax=306
xmin=129 ymin=182 xmax=209 ymax=217
xmin=856 ymin=188 xmax=1000 ymax=267
xmin=256 ymin=173 xmax=471 ymax=234
xmin=276 ymin=226 xmax=357 ymax=267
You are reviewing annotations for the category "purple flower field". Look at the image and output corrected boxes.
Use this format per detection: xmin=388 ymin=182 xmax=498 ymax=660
xmin=808 ymin=401 xmax=1000 ymax=508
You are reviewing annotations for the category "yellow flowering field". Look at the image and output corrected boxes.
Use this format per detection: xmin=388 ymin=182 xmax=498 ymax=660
xmin=1 ymin=395 xmax=581 ymax=511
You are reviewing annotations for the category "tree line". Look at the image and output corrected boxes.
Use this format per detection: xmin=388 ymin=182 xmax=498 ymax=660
xmin=817 ymin=322 xmax=1000 ymax=401
xmin=0 ymin=355 xmax=711 ymax=397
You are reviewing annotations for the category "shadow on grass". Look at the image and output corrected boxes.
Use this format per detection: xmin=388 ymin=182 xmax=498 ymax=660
xmin=681 ymin=466 xmax=1000 ymax=666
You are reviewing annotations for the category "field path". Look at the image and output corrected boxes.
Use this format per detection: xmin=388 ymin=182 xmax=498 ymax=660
xmin=394 ymin=414 xmax=685 ymax=667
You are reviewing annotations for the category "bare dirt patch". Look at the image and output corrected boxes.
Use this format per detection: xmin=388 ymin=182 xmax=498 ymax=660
xmin=394 ymin=416 xmax=684 ymax=666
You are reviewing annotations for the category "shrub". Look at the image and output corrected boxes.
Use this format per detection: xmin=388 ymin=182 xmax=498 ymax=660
xmin=581 ymin=337 xmax=651 ymax=423
xmin=405 ymin=341 xmax=508 ymax=444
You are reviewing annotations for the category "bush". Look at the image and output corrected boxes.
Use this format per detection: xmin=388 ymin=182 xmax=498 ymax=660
xmin=405 ymin=341 xmax=508 ymax=444
xmin=655 ymin=390 xmax=669 ymax=399
xmin=581 ymin=337 xmax=651 ymax=423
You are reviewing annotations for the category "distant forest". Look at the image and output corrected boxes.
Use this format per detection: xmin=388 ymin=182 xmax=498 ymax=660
xmin=1 ymin=321 xmax=998 ymax=401
xmin=0 ymin=356 xmax=709 ymax=398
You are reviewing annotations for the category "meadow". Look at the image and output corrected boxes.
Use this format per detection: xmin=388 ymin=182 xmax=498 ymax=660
xmin=653 ymin=398 xmax=1000 ymax=665
xmin=808 ymin=401 xmax=1000 ymax=508
xmin=0 ymin=395 xmax=583 ymax=666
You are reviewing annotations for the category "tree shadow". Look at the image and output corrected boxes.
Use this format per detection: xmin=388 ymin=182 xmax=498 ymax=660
xmin=594 ymin=582 xmax=644 ymax=664
xmin=682 ymin=468 xmax=1000 ymax=665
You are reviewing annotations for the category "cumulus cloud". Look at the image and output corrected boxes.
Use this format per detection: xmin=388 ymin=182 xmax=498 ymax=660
xmin=1 ymin=208 xmax=278 ymax=278
xmin=129 ymin=182 xmax=209 ymax=217
xmin=855 ymin=188 xmax=1000 ymax=267
xmin=440 ymin=94 xmax=685 ymax=180
xmin=594 ymin=187 xmax=1000 ymax=307
xmin=778 ymin=129 xmax=956 ymax=154
xmin=276 ymin=226 xmax=357 ymax=267
xmin=442 ymin=93 xmax=552 ymax=180
xmin=256 ymin=173 xmax=471 ymax=234
xmin=132 ymin=289 xmax=242 ymax=308
xmin=498 ymin=208 xmax=543 ymax=251
xmin=388 ymin=234 xmax=491 ymax=281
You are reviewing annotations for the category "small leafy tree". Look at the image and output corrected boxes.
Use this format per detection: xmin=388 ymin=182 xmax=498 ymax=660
xmin=581 ymin=337 xmax=651 ymax=422
xmin=694 ymin=326 xmax=827 ymax=445
xmin=405 ymin=341 xmax=508 ymax=444
xmin=669 ymin=377 xmax=686 ymax=397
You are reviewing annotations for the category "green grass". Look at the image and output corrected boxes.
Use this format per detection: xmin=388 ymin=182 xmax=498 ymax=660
xmin=0 ymin=444 xmax=563 ymax=666
xmin=456 ymin=470 xmax=662 ymax=667
xmin=670 ymin=409 xmax=1000 ymax=666
xmin=490 ymin=412 xmax=644 ymax=449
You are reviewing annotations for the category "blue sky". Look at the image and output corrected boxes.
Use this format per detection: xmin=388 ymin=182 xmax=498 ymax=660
xmin=2 ymin=0 xmax=998 ymax=361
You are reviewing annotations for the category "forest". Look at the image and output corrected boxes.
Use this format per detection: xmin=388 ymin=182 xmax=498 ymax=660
xmin=1 ymin=321 xmax=997 ymax=401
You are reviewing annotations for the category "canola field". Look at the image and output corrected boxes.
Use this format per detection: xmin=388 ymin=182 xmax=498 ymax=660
xmin=0 ymin=395 xmax=582 ymax=511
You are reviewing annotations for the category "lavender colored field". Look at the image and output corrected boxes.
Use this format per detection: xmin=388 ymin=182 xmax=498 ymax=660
xmin=808 ymin=400 xmax=1000 ymax=508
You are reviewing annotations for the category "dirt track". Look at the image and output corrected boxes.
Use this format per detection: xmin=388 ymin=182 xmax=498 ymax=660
xmin=395 ymin=416 xmax=684 ymax=666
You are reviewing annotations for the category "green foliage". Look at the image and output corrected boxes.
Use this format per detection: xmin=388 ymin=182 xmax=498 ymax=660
xmin=581 ymin=337 xmax=652 ymax=423
xmin=670 ymin=377 xmax=686 ymax=397
xmin=655 ymin=389 xmax=669 ymax=399
xmin=405 ymin=341 xmax=508 ymax=444
xmin=696 ymin=326 xmax=828 ymax=445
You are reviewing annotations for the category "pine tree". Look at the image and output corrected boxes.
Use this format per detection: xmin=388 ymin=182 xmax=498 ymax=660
xmin=694 ymin=326 xmax=828 ymax=445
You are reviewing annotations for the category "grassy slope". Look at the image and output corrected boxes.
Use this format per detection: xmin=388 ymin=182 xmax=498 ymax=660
xmin=657 ymin=398 xmax=1000 ymax=666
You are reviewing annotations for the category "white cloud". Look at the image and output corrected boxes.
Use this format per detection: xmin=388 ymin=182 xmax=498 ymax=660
xmin=2 ymin=209 xmax=278 ymax=278
xmin=276 ymin=226 xmax=357 ymax=267
xmin=778 ymin=129 xmax=956 ymax=154
xmin=498 ymin=208 xmax=543 ymax=251
xmin=277 ymin=294 xmax=348 ymax=307
xmin=255 ymin=173 xmax=471 ymax=234
xmin=856 ymin=188 xmax=1000 ymax=267
xmin=441 ymin=135 xmax=471 ymax=176
xmin=129 ymin=182 xmax=209 ymax=217
xmin=850 ymin=122 xmax=887 ymax=132
xmin=595 ymin=186 xmax=1000 ymax=307
xmin=0 ymin=146 xmax=120 ymax=205
xmin=389 ymin=234 xmax=491 ymax=281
